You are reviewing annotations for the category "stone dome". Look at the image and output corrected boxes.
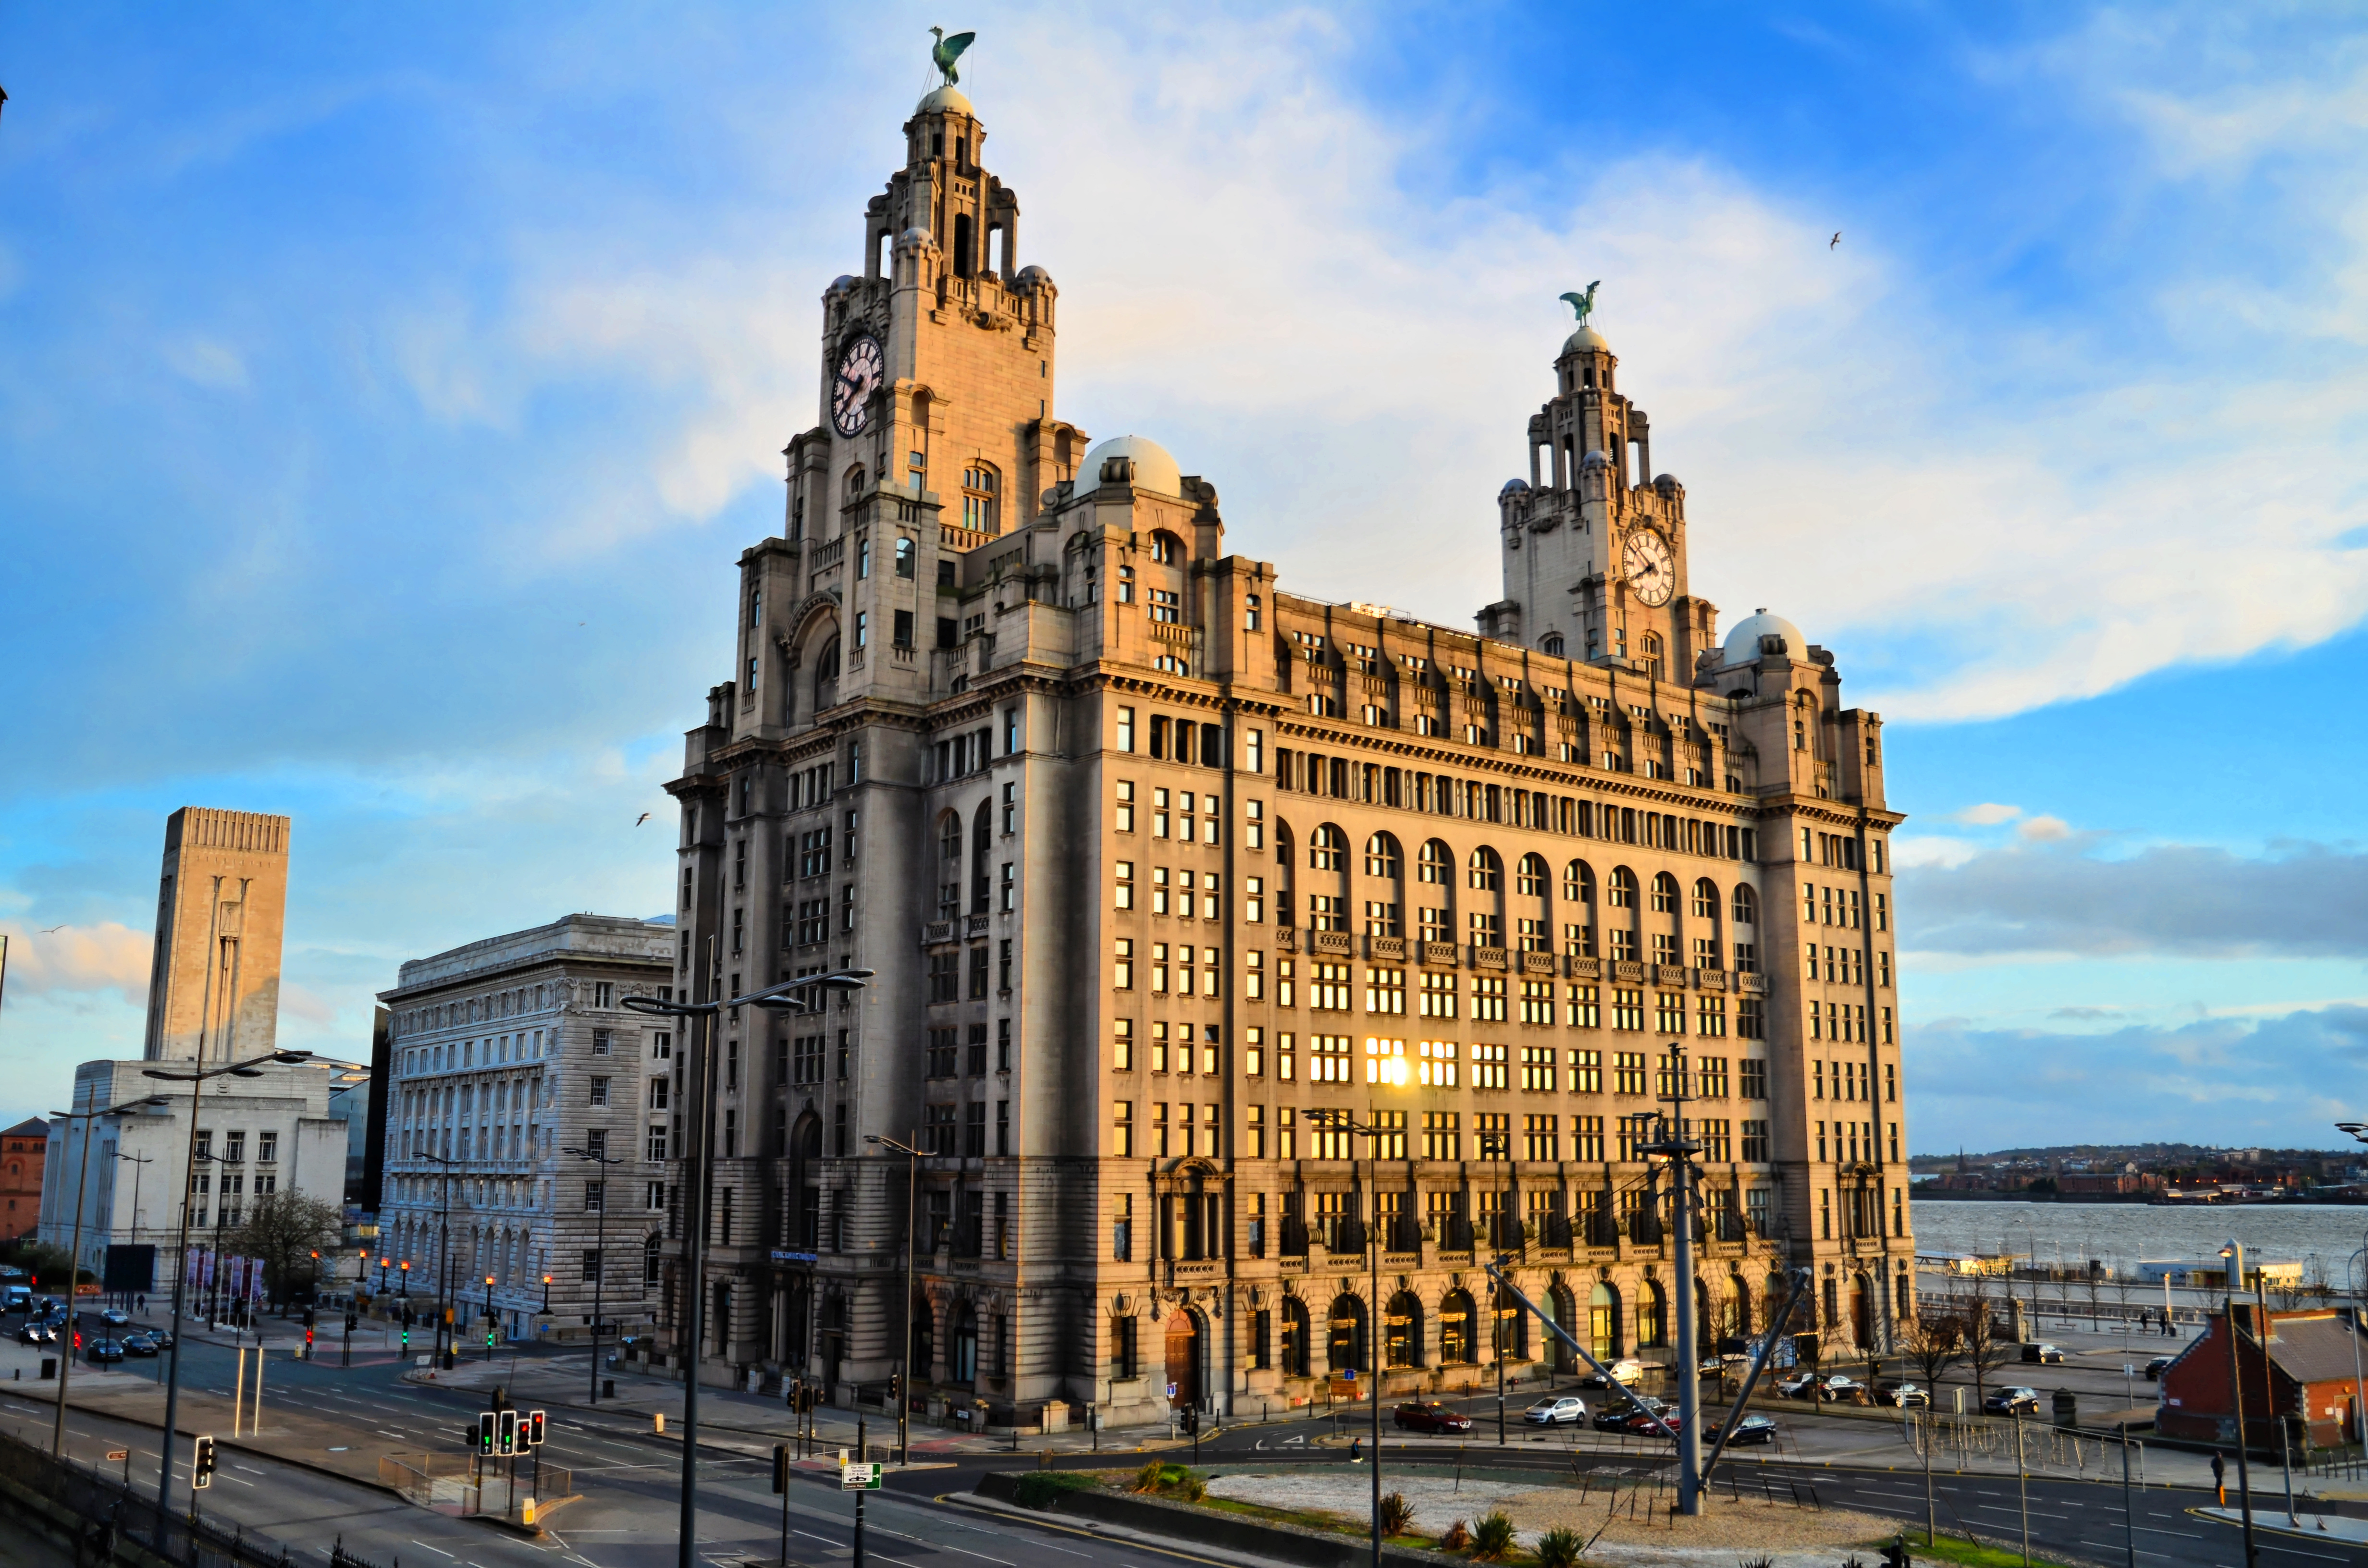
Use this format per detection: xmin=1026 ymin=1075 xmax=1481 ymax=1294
xmin=1076 ymin=435 xmax=1183 ymax=499
xmin=1499 ymin=477 xmax=1530 ymax=496
xmin=917 ymin=85 xmax=974 ymax=116
xmin=1581 ymin=449 xmax=1612 ymax=472
xmin=1722 ymin=608 xmax=1808 ymax=667
xmin=898 ymin=225 xmax=934 ymax=248
xmin=826 ymin=274 xmax=858 ymax=294
xmin=1013 ymin=264 xmax=1053 ymax=289
xmin=1563 ymin=323 xmax=1610 ymax=355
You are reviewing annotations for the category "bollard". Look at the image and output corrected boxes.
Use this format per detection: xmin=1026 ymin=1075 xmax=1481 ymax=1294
xmin=603 ymin=1379 xmax=615 ymax=1399
xmin=654 ymin=1412 xmax=666 ymax=1435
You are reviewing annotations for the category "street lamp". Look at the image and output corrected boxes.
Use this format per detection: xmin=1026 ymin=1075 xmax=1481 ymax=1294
xmin=1633 ymin=1043 xmax=1708 ymax=1518
xmin=622 ymin=965 xmax=872 ymax=1568
xmin=865 ymin=1131 xmax=924 ymax=1465
xmin=1307 ymin=1106 xmax=1390 ymax=1568
xmin=140 ymin=1047 xmax=312 ymax=1518
xmin=564 ymin=1143 xmax=627 ymax=1404
xmin=419 ymin=1152 xmax=463 ymax=1369
xmin=48 ymin=1092 xmax=166 ymax=1457
xmin=484 ymin=1274 xmax=497 ymax=1360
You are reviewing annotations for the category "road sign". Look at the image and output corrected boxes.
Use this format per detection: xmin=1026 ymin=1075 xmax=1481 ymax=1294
xmin=840 ymin=1461 xmax=883 ymax=1490
xmin=1166 ymin=1383 xmax=1177 ymax=1398
xmin=105 ymin=1449 xmax=128 ymax=1462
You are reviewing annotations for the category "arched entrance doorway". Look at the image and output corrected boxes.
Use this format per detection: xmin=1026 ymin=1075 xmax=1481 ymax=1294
xmin=1439 ymin=1289 xmax=1477 ymax=1364
xmin=1637 ymin=1279 xmax=1667 ymax=1349
xmin=1384 ymin=1291 xmax=1423 ymax=1368
xmin=1850 ymin=1274 xmax=1873 ymax=1351
xmin=1280 ymin=1297 xmax=1311 ymax=1377
xmin=1589 ymin=1282 xmax=1622 ymax=1360
xmin=1326 ymin=1293 xmax=1368 ymax=1378
xmin=1164 ymin=1311 xmax=1200 ymax=1409
xmin=950 ymin=1301 xmax=979 ymax=1384
xmin=1548 ymin=1283 xmax=1578 ymax=1373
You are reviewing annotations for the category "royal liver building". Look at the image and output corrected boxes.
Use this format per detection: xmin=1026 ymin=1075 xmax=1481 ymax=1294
xmin=654 ymin=62 xmax=1912 ymax=1428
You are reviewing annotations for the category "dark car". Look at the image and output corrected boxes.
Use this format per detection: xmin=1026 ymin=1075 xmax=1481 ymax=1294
xmin=1393 ymin=1400 xmax=1474 ymax=1434
xmin=2021 ymin=1343 xmax=2066 ymax=1365
xmin=85 ymin=1340 xmax=124 ymax=1365
xmin=1716 ymin=1413 xmax=1781 ymax=1446
xmin=1874 ymin=1381 xmax=1930 ymax=1408
xmin=99 ymin=1309 xmax=130 ymax=1328
xmin=120 ymin=1333 xmax=158 ymax=1357
xmin=2144 ymin=1356 xmax=2174 ymax=1381
xmin=1984 ymin=1386 xmax=2041 ymax=1415
xmin=14 ymin=1323 xmax=52 ymax=1346
xmin=144 ymin=1328 xmax=173 ymax=1352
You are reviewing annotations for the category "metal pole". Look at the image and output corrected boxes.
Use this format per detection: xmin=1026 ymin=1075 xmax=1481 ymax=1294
xmin=1368 ymin=1126 xmax=1379 ymax=1568
xmin=158 ymin=1077 xmax=208 ymax=1514
xmin=2120 ymin=1421 xmax=2135 ymax=1568
xmin=678 ymin=942 xmax=717 ymax=1568
xmin=2349 ymin=1242 xmax=2367 ymax=1455
xmin=591 ymin=1160 xmax=607 ymax=1405
xmin=2256 ymin=1277 xmax=2295 ymax=1525
xmin=1672 ymin=1136 xmax=1701 ymax=1516
xmin=901 ymin=1131 xmax=916 ymax=1463
xmin=2014 ymin=1407 xmax=2030 ymax=1568
xmin=2225 ymin=1296 xmax=2258 ymax=1568
xmin=51 ymin=1095 xmax=99 ymax=1457
xmin=853 ymin=1415 xmax=867 ymax=1568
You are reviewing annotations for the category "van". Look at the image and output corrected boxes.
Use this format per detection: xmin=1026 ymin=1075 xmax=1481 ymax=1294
xmin=2 ymin=1286 xmax=29 ymax=1313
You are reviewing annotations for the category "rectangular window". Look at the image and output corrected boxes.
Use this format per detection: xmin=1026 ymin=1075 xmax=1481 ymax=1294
xmin=1112 ymin=1019 xmax=1134 ymax=1072
xmin=1524 ymin=1113 xmax=1558 ymax=1162
xmin=589 ymin=1076 xmax=611 ymax=1107
xmin=1308 ymin=1033 xmax=1354 ymax=1084
xmin=1566 ymin=984 xmax=1600 ymax=1029
xmin=1112 ymin=1101 xmax=1135 ymax=1158
xmin=1417 ymin=1038 xmax=1457 ymax=1088
xmin=1277 ymin=1030 xmax=1295 ymax=1081
xmin=1737 ymin=997 xmax=1765 ymax=1040
xmin=1364 ymin=966 xmax=1405 ymax=1015
xmin=1309 ymin=961 xmax=1352 ymax=1011
xmin=1655 ymin=991 xmax=1687 ymax=1033
xmin=1117 ymin=707 xmax=1135 ymax=753
xmin=1470 ymin=1042 xmax=1509 ymax=1090
xmin=1519 ymin=1045 xmax=1556 ymax=1092
xmin=1695 ymin=993 xmax=1727 ymax=1037
xmin=1612 ymin=1051 xmax=1648 ymax=1096
xmin=1246 ymin=1104 xmax=1266 ymax=1158
xmin=1469 ymin=976 xmax=1507 ymax=1021
xmin=1569 ymin=1048 xmax=1602 ymax=1094
xmin=1113 ymin=937 xmax=1134 ymax=991
xmin=1517 ymin=979 xmax=1554 ymax=1025
xmin=1610 ymin=989 xmax=1645 ymax=1031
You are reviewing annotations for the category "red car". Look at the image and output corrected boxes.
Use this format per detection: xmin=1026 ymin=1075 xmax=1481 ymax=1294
xmin=1394 ymin=1400 xmax=1474 ymax=1433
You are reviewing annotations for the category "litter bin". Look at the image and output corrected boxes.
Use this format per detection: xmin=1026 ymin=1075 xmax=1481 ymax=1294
xmin=2051 ymin=1388 xmax=2077 ymax=1429
xmin=603 ymin=1379 xmax=615 ymax=1398
xmin=37 ymin=1358 xmax=55 ymax=1381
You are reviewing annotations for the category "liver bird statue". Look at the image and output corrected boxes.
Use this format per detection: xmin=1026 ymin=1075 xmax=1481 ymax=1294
xmin=930 ymin=27 xmax=976 ymax=86
xmin=1559 ymin=282 xmax=1601 ymax=326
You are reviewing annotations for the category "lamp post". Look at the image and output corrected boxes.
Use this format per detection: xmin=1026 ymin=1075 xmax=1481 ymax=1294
xmin=420 ymin=1152 xmax=461 ymax=1369
xmin=564 ymin=1145 xmax=626 ymax=1403
xmin=1635 ymin=1044 xmax=1707 ymax=1517
xmin=2218 ymin=1242 xmax=2259 ymax=1568
xmin=2335 ymin=1127 xmax=2368 ymax=1454
xmin=623 ymin=966 xmax=872 ymax=1568
xmin=140 ymin=1048 xmax=312 ymax=1517
xmin=1310 ymin=1103 xmax=1392 ymax=1568
xmin=866 ymin=1131 xmax=923 ymax=1464
xmin=48 ymin=1092 xmax=162 ymax=1457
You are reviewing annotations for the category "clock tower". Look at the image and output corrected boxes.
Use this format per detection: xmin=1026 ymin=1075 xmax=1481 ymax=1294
xmin=1479 ymin=312 xmax=1718 ymax=685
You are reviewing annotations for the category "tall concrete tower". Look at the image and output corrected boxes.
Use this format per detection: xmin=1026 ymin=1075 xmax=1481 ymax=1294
xmin=140 ymin=808 xmax=291 ymax=1064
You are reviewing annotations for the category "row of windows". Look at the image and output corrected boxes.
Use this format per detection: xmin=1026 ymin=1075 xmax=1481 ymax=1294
xmin=1113 ymin=1024 xmax=1773 ymax=1094
xmin=1113 ymin=1101 xmax=1779 ymax=1166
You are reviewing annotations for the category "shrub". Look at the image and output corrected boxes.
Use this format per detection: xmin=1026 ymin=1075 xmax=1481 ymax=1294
xmin=1533 ymin=1526 xmax=1584 ymax=1568
xmin=1470 ymin=1510 xmax=1517 ymax=1561
xmin=1440 ymin=1519 xmax=1471 ymax=1551
xmin=1012 ymin=1471 xmax=1099 ymax=1511
xmin=1171 ymin=1468 xmax=1208 ymax=1502
xmin=1133 ymin=1461 xmax=1166 ymax=1494
xmin=1738 ymin=1558 xmax=1775 ymax=1568
xmin=1378 ymin=1492 xmax=1416 ymax=1537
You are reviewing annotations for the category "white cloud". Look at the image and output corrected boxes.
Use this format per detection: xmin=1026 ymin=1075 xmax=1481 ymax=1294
xmin=0 ymin=923 xmax=152 ymax=999
xmin=1892 ymin=835 xmax=1985 ymax=870
xmin=2016 ymin=815 xmax=2074 ymax=843
xmin=1952 ymin=803 xmax=2023 ymax=826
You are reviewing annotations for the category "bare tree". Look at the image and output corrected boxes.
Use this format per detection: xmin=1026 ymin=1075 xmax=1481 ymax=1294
xmin=1898 ymin=1310 xmax=1963 ymax=1547
xmin=228 ymin=1191 xmax=344 ymax=1308
xmin=1958 ymin=1277 xmax=2020 ymax=1412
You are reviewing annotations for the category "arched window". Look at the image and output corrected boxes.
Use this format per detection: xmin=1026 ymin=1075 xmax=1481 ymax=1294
xmin=1637 ymin=1279 xmax=1668 ymax=1348
xmin=1607 ymin=868 xmax=1638 ymax=908
xmin=950 ymin=1302 xmax=979 ymax=1383
xmin=1150 ymin=530 xmax=1182 ymax=564
xmin=1640 ymin=632 xmax=1663 ymax=682
xmin=1467 ymin=847 xmax=1502 ymax=892
xmin=939 ymin=811 xmax=964 ymax=865
xmin=844 ymin=465 xmax=868 ymax=499
xmin=1364 ymin=833 xmax=1402 ymax=880
xmin=1540 ymin=633 xmax=1564 ymax=657
xmin=1384 ymin=1290 xmax=1423 ymax=1368
xmin=1564 ymin=859 xmax=1595 ymax=902
xmin=1418 ymin=840 xmax=1452 ymax=885
xmin=1589 ymin=1282 xmax=1622 ymax=1360
xmin=1280 ymin=1298 xmax=1311 ymax=1377
xmin=1310 ymin=824 xmax=1347 ymax=872
xmin=1515 ymin=853 xmax=1548 ymax=897
xmin=972 ymin=801 xmax=993 ymax=914
xmin=812 ymin=637 xmax=841 ymax=711
xmin=1650 ymin=872 xmax=1679 ymax=913
xmin=1692 ymin=878 xmax=1720 ymax=919
xmin=1327 ymin=1292 xmax=1367 ymax=1376
xmin=894 ymin=538 xmax=916 ymax=578
xmin=1731 ymin=885 xmax=1758 ymax=926
xmin=1439 ymin=1288 xmax=1477 ymax=1364
xmin=1495 ymin=1285 xmax=1528 ymax=1360
xmin=961 ymin=463 xmax=999 ymax=532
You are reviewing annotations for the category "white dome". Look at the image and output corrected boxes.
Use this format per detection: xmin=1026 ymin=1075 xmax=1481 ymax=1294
xmin=1563 ymin=324 xmax=1610 ymax=355
xmin=917 ymin=85 xmax=974 ymax=116
xmin=1722 ymin=608 xmax=1807 ymax=666
xmin=1077 ymin=435 xmax=1183 ymax=499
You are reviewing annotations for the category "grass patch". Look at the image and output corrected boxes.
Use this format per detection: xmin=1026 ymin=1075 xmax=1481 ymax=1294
xmin=1908 ymin=1533 xmax=2082 ymax=1568
xmin=1010 ymin=1470 xmax=1100 ymax=1510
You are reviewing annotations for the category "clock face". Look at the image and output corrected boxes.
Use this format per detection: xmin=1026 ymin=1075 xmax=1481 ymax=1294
xmin=1622 ymin=527 xmax=1676 ymax=606
xmin=831 ymin=336 xmax=885 ymax=437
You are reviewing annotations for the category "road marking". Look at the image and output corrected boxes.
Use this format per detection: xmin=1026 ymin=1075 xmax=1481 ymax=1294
xmin=411 ymin=1544 xmax=456 ymax=1559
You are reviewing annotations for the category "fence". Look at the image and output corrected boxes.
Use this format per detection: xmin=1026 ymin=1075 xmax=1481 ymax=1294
xmin=378 ymin=1451 xmax=571 ymax=1528
xmin=0 ymin=1423 xmax=389 ymax=1568
xmin=1902 ymin=1411 xmax=2143 ymax=1481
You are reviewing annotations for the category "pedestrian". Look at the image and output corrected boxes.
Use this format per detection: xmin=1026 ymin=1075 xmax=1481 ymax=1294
xmin=2212 ymin=1451 xmax=2226 ymax=1507
xmin=1349 ymin=1436 xmax=1363 ymax=1464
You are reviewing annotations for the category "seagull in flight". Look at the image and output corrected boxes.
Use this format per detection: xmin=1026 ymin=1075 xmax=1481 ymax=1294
xmin=635 ymin=813 xmax=651 ymax=827
xmin=1830 ymin=232 xmax=1841 ymax=249
xmin=39 ymin=925 xmax=65 ymax=934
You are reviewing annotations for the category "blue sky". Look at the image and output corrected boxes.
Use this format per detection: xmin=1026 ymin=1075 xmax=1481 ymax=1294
xmin=2 ymin=3 xmax=2365 ymax=1152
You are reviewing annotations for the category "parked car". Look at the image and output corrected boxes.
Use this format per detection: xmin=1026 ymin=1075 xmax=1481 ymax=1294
xmin=99 ymin=1308 xmax=130 ymax=1328
xmin=85 ymin=1340 xmax=124 ymax=1365
xmin=1874 ymin=1381 xmax=1930 ymax=1408
xmin=14 ymin=1323 xmax=52 ymax=1346
xmin=1817 ymin=1374 xmax=1868 ymax=1403
xmin=1774 ymin=1372 xmax=1823 ymax=1399
xmin=144 ymin=1328 xmax=173 ymax=1352
xmin=1523 ymin=1395 xmax=1588 ymax=1426
xmin=1620 ymin=1403 xmax=1681 ymax=1437
xmin=1716 ymin=1413 xmax=1781 ymax=1446
xmin=1393 ymin=1400 xmax=1474 ymax=1434
xmin=2144 ymin=1356 xmax=2174 ymax=1381
xmin=1578 ymin=1358 xmax=1645 ymax=1388
xmin=1593 ymin=1396 xmax=1660 ymax=1432
xmin=120 ymin=1333 xmax=158 ymax=1357
xmin=1984 ymin=1386 xmax=2042 ymax=1416
xmin=2021 ymin=1343 xmax=2066 ymax=1365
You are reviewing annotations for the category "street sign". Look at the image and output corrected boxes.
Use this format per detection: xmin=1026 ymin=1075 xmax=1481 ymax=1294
xmin=1166 ymin=1383 xmax=1177 ymax=1398
xmin=769 ymin=1250 xmax=820 ymax=1264
xmin=105 ymin=1449 xmax=128 ymax=1462
xmin=840 ymin=1461 xmax=883 ymax=1490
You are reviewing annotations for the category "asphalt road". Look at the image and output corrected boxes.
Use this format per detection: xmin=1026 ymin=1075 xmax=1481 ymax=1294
xmin=10 ymin=1319 xmax=2354 ymax=1568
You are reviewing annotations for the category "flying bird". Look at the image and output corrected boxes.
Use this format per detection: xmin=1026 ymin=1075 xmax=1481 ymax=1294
xmin=930 ymin=27 xmax=976 ymax=86
xmin=1830 ymin=232 xmax=1841 ymax=249
xmin=39 ymin=925 xmax=64 ymax=934
xmin=635 ymin=813 xmax=652 ymax=827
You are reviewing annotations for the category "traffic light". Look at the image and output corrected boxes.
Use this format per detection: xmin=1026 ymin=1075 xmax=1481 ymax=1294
xmin=527 ymin=1410 xmax=546 ymax=1447
xmin=888 ymin=1371 xmax=901 ymax=1406
xmin=497 ymin=1409 xmax=518 ymax=1456
xmin=476 ymin=1411 xmax=496 ymax=1455
xmin=771 ymin=1443 xmax=789 ymax=1494
xmin=192 ymin=1435 xmax=217 ymax=1490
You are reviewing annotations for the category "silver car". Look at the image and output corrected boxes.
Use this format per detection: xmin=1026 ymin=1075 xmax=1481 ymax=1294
xmin=1523 ymin=1395 xmax=1588 ymax=1425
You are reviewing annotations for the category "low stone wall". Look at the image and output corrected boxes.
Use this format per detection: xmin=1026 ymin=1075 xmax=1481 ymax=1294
xmin=976 ymin=1472 xmax=1465 ymax=1568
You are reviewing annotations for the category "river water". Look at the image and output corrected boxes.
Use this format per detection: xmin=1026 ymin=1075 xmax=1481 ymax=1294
xmin=1909 ymin=1197 xmax=2368 ymax=1285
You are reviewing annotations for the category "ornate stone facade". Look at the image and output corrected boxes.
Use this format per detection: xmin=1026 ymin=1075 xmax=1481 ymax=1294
xmin=655 ymin=82 xmax=1912 ymax=1426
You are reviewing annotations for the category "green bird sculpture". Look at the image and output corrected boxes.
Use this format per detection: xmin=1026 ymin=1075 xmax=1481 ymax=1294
xmin=930 ymin=27 xmax=976 ymax=87
xmin=1559 ymin=282 xmax=1601 ymax=326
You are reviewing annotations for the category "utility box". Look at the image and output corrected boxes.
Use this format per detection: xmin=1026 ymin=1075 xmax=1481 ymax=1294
xmin=2052 ymin=1388 xmax=2077 ymax=1429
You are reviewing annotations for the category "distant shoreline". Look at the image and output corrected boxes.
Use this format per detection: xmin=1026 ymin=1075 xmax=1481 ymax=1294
xmin=1910 ymin=1188 xmax=2361 ymax=1208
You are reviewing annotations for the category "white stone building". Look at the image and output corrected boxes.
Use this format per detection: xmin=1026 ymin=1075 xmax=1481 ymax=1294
xmin=376 ymin=915 xmax=677 ymax=1342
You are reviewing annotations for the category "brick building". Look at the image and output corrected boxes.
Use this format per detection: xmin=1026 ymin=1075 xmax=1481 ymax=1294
xmin=651 ymin=65 xmax=1913 ymax=1428
xmin=0 ymin=1119 xmax=46 ymax=1240
xmin=2158 ymin=1306 xmax=2368 ymax=1448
